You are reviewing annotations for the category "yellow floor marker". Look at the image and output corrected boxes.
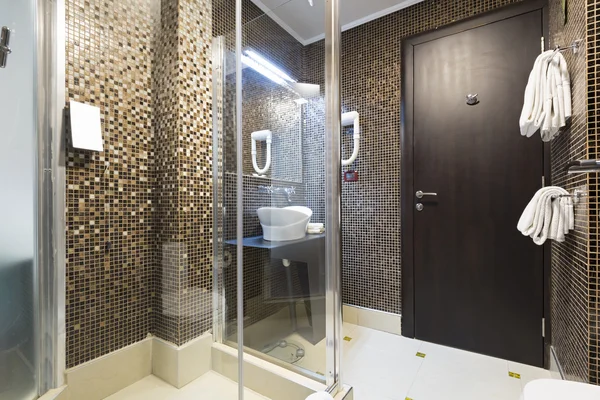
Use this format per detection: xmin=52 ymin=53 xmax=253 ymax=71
xmin=416 ymin=352 xmax=426 ymax=358
xmin=508 ymin=371 xmax=521 ymax=379
xmin=343 ymin=336 xmax=352 ymax=342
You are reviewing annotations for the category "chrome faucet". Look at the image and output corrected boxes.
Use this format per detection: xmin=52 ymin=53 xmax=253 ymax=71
xmin=257 ymin=185 xmax=296 ymax=204
xmin=283 ymin=186 xmax=295 ymax=203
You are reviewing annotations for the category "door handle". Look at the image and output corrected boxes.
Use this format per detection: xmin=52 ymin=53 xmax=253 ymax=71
xmin=416 ymin=190 xmax=437 ymax=199
xmin=0 ymin=26 xmax=12 ymax=68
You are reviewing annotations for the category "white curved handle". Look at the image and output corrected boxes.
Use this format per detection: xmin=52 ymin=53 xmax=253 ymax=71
xmin=341 ymin=112 xmax=360 ymax=166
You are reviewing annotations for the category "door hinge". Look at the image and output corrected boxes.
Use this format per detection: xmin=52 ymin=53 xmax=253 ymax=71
xmin=541 ymin=36 xmax=545 ymax=52
xmin=542 ymin=176 xmax=545 ymax=187
xmin=542 ymin=318 xmax=546 ymax=338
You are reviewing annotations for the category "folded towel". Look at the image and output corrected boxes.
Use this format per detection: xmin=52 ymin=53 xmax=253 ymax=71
xmin=556 ymin=52 xmax=572 ymax=119
xmin=518 ymin=186 xmax=574 ymax=245
xmin=520 ymin=51 xmax=553 ymax=138
xmin=520 ymin=50 xmax=572 ymax=142
xmin=567 ymin=198 xmax=574 ymax=230
xmin=518 ymin=186 xmax=564 ymax=235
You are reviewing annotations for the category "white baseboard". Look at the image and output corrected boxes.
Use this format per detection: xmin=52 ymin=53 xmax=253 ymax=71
xmin=64 ymin=337 xmax=152 ymax=400
xmin=343 ymin=304 xmax=402 ymax=335
xmin=152 ymin=333 xmax=212 ymax=388
xmin=58 ymin=334 xmax=349 ymax=400
xmin=334 ymin=385 xmax=354 ymax=400
xmin=38 ymin=385 xmax=68 ymax=400
xmin=212 ymin=342 xmax=325 ymax=400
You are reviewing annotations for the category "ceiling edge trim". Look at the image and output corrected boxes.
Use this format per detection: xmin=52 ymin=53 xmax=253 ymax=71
xmin=303 ymin=0 xmax=425 ymax=45
xmin=249 ymin=0 xmax=310 ymax=45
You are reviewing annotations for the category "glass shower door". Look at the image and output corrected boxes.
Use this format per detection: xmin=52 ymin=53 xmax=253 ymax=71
xmin=0 ymin=0 xmax=39 ymax=399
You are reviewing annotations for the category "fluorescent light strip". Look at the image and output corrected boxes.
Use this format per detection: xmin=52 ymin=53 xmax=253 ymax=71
xmin=241 ymin=54 xmax=287 ymax=86
xmin=244 ymin=50 xmax=296 ymax=83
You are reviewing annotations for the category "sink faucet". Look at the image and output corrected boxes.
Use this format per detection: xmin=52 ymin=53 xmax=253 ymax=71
xmin=257 ymin=185 xmax=295 ymax=204
xmin=283 ymin=186 xmax=295 ymax=204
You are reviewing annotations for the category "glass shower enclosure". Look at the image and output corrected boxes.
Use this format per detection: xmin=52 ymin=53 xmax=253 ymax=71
xmin=0 ymin=1 xmax=38 ymax=399
xmin=212 ymin=0 xmax=343 ymax=395
xmin=1 ymin=0 xmax=61 ymax=397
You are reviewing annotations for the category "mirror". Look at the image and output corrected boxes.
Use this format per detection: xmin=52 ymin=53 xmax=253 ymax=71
xmin=222 ymin=51 xmax=309 ymax=183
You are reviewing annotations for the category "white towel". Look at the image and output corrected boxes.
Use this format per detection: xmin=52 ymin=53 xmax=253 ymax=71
xmin=517 ymin=186 xmax=564 ymax=235
xmin=518 ymin=186 xmax=574 ymax=245
xmin=530 ymin=189 xmax=562 ymax=244
xmin=566 ymin=197 xmax=574 ymax=231
xmin=520 ymin=50 xmax=572 ymax=141
xmin=520 ymin=51 xmax=553 ymax=138
xmin=556 ymin=52 xmax=572 ymax=119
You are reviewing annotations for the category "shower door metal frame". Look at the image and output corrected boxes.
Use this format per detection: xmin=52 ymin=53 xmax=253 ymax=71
xmin=324 ymin=0 xmax=343 ymax=393
xmin=36 ymin=0 xmax=67 ymax=393
xmin=1 ymin=0 xmax=65 ymax=395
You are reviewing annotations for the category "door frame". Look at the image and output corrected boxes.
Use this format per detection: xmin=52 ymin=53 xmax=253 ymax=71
xmin=400 ymin=0 xmax=552 ymax=367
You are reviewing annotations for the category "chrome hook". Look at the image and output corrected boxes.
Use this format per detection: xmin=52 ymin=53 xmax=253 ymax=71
xmin=466 ymin=93 xmax=479 ymax=106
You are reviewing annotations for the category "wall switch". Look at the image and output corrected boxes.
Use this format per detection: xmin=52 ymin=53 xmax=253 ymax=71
xmin=344 ymin=170 xmax=359 ymax=182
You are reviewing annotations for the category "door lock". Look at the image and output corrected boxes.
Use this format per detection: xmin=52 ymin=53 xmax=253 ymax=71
xmin=1 ymin=26 xmax=12 ymax=68
xmin=416 ymin=203 xmax=424 ymax=211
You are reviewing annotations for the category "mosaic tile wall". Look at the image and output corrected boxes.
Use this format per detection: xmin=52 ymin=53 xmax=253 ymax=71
xmin=153 ymin=0 xmax=213 ymax=346
xmin=302 ymin=0 xmax=522 ymax=315
xmin=65 ymin=0 xmax=213 ymax=365
xmin=548 ymin=0 xmax=590 ymax=383
xmin=585 ymin=0 xmax=600 ymax=385
xmin=65 ymin=0 xmax=157 ymax=367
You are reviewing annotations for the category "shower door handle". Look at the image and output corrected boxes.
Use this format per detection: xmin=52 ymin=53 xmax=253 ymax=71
xmin=0 ymin=26 xmax=12 ymax=68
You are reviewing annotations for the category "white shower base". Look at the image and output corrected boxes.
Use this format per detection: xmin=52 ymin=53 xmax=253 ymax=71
xmin=106 ymin=371 xmax=269 ymax=400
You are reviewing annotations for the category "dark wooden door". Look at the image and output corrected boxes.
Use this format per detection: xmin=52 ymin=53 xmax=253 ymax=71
xmin=406 ymin=6 xmax=546 ymax=367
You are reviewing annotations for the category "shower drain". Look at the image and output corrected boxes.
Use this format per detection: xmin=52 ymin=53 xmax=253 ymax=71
xmin=262 ymin=339 xmax=306 ymax=364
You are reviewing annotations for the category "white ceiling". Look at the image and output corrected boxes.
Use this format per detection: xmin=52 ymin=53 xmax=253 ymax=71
xmin=250 ymin=0 xmax=425 ymax=45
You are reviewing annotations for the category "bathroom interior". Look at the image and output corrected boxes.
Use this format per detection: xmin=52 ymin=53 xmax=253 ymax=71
xmin=2 ymin=0 xmax=600 ymax=399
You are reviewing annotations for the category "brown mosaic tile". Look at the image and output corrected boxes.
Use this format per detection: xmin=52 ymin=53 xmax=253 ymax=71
xmin=153 ymin=0 xmax=214 ymax=346
xmin=585 ymin=0 xmax=600 ymax=385
xmin=65 ymin=0 xmax=157 ymax=368
xmin=549 ymin=0 xmax=589 ymax=383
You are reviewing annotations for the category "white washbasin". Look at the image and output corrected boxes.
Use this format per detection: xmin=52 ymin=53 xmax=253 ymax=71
xmin=257 ymin=206 xmax=312 ymax=241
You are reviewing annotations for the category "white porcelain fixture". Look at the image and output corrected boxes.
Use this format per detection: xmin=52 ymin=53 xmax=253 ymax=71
xmin=341 ymin=111 xmax=360 ymax=166
xmin=256 ymin=206 xmax=312 ymax=241
xmin=522 ymin=379 xmax=600 ymax=400
xmin=251 ymin=130 xmax=272 ymax=175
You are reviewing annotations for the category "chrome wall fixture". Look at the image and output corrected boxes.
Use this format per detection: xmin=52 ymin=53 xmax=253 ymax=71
xmin=466 ymin=93 xmax=479 ymax=105
xmin=0 ymin=26 xmax=12 ymax=68
xmin=555 ymin=39 xmax=584 ymax=54
xmin=565 ymin=159 xmax=600 ymax=174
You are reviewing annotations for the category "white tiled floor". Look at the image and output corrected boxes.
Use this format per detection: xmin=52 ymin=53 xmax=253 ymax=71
xmin=342 ymin=323 xmax=552 ymax=400
xmin=105 ymin=371 xmax=269 ymax=400
xmin=105 ymin=323 xmax=553 ymax=400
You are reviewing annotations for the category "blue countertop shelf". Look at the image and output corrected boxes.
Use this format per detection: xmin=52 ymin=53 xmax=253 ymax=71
xmin=224 ymin=233 xmax=325 ymax=249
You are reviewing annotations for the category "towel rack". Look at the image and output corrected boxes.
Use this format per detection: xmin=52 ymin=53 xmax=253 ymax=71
xmin=553 ymin=189 xmax=586 ymax=201
xmin=554 ymin=39 xmax=584 ymax=54
xmin=565 ymin=159 xmax=600 ymax=174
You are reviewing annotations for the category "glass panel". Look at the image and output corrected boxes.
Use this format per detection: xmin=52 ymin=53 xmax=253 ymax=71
xmin=214 ymin=0 xmax=334 ymax=385
xmin=0 ymin=0 xmax=38 ymax=399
